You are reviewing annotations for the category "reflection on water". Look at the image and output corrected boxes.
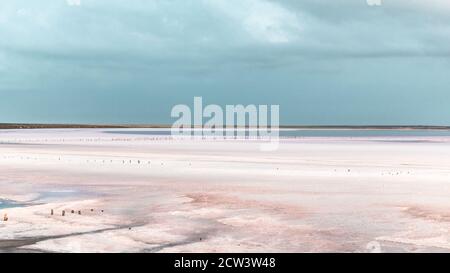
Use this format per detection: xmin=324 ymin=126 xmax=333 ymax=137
xmin=35 ymin=190 xmax=102 ymax=203
xmin=1 ymin=191 xmax=99 ymax=209
xmin=106 ymin=129 xmax=450 ymax=138
xmin=0 ymin=199 xmax=21 ymax=209
xmin=36 ymin=190 xmax=91 ymax=202
xmin=280 ymin=130 xmax=450 ymax=137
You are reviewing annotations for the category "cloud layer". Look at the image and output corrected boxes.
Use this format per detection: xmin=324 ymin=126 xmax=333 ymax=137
xmin=1 ymin=0 xmax=450 ymax=124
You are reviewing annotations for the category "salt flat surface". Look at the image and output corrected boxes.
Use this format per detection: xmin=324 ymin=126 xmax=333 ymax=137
xmin=1 ymin=129 xmax=450 ymax=252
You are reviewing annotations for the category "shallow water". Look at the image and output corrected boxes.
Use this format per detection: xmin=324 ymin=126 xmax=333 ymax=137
xmin=0 ymin=199 xmax=20 ymax=209
xmin=106 ymin=129 xmax=450 ymax=137
xmin=36 ymin=190 xmax=96 ymax=203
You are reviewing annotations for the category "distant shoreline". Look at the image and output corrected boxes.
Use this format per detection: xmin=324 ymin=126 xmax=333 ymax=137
xmin=1 ymin=123 xmax=450 ymax=130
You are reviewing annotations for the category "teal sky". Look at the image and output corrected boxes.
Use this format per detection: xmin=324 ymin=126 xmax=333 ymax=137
xmin=1 ymin=0 xmax=450 ymax=125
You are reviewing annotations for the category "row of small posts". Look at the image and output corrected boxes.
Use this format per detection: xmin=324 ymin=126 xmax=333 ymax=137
xmin=51 ymin=208 xmax=104 ymax=216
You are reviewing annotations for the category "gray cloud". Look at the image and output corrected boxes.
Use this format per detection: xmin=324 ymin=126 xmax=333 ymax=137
xmin=1 ymin=0 xmax=450 ymax=124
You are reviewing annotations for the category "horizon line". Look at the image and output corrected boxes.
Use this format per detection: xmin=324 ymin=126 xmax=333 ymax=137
xmin=1 ymin=123 xmax=450 ymax=130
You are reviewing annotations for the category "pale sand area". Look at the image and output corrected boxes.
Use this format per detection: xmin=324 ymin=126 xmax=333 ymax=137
xmin=1 ymin=129 xmax=450 ymax=252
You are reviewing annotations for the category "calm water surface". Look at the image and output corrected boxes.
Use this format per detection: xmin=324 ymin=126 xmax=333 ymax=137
xmin=106 ymin=129 xmax=450 ymax=137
